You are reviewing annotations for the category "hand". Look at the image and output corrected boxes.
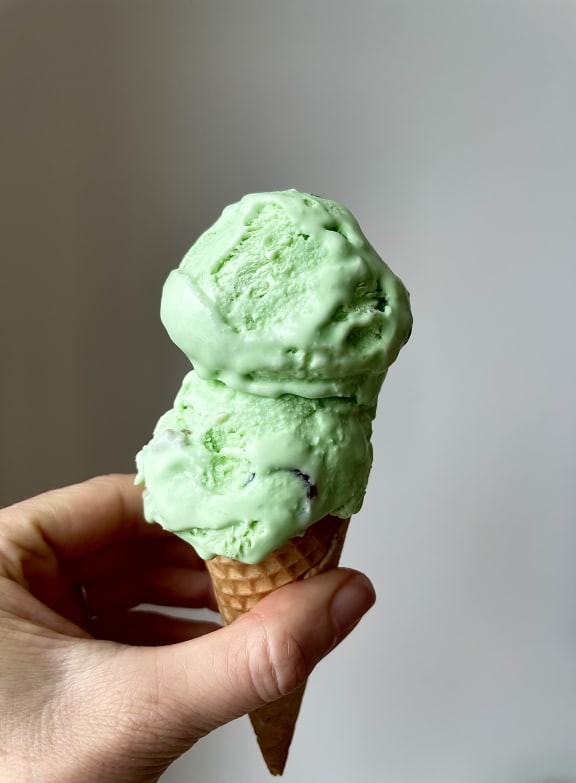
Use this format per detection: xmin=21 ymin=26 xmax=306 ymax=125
xmin=0 ymin=474 xmax=376 ymax=783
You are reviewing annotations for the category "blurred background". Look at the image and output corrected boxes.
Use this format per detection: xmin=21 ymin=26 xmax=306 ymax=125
xmin=1 ymin=1 xmax=576 ymax=781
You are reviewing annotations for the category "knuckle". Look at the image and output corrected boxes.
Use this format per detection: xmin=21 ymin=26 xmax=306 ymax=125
xmin=244 ymin=613 xmax=308 ymax=703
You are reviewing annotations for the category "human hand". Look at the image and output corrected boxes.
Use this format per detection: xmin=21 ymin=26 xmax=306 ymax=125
xmin=0 ymin=474 xmax=375 ymax=783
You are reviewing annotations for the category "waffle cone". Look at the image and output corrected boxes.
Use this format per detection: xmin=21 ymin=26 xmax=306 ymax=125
xmin=205 ymin=514 xmax=350 ymax=775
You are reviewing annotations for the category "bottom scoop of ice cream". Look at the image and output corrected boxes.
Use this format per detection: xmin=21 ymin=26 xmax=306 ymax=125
xmin=136 ymin=371 xmax=373 ymax=563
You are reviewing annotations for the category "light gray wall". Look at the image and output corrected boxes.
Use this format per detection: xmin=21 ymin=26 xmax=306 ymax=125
xmin=2 ymin=2 xmax=576 ymax=782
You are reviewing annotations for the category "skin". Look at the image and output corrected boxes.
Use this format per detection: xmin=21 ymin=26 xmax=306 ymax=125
xmin=0 ymin=474 xmax=376 ymax=783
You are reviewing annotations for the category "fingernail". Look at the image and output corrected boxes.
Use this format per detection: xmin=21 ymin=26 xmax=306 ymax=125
xmin=331 ymin=573 xmax=376 ymax=638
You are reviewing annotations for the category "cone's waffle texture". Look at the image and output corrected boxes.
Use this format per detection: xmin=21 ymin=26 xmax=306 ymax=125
xmin=205 ymin=514 xmax=349 ymax=775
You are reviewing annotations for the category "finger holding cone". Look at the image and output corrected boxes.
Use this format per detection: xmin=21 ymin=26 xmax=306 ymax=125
xmin=205 ymin=514 xmax=349 ymax=775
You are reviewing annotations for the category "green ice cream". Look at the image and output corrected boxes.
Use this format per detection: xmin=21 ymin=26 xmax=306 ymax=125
xmin=161 ymin=190 xmax=412 ymax=407
xmin=136 ymin=371 xmax=372 ymax=562
xmin=136 ymin=190 xmax=412 ymax=563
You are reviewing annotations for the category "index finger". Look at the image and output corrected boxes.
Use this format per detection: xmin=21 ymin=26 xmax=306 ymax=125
xmin=2 ymin=473 xmax=166 ymax=560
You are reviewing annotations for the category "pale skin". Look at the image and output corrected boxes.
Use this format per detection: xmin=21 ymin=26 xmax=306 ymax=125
xmin=0 ymin=474 xmax=376 ymax=783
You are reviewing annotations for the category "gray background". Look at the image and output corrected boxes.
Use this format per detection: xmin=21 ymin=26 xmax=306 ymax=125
xmin=1 ymin=2 xmax=576 ymax=782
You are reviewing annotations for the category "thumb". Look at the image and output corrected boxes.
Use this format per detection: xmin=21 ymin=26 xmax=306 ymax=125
xmin=50 ymin=568 xmax=375 ymax=783
xmin=147 ymin=567 xmax=375 ymax=739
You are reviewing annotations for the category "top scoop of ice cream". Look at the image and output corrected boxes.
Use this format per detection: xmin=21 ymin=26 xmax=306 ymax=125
xmin=161 ymin=190 xmax=412 ymax=406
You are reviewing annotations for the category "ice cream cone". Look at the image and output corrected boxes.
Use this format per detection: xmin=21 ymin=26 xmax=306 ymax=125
xmin=205 ymin=514 xmax=350 ymax=775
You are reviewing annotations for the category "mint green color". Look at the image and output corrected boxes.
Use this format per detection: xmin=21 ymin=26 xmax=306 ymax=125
xmin=161 ymin=190 xmax=412 ymax=407
xmin=136 ymin=371 xmax=372 ymax=563
xmin=136 ymin=190 xmax=412 ymax=563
